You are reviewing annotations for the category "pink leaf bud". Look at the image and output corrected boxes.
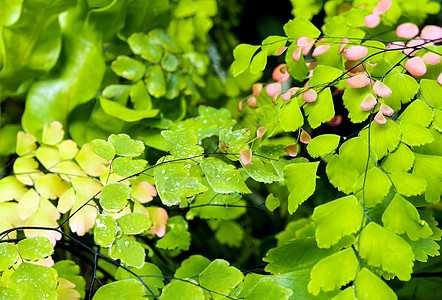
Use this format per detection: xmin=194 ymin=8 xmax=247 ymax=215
xmin=374 ymin=111 xmax=387 ymax=124
xmin=380 ymin=103 xmax=394 ymax=116
xmin=360 ymin=94 xmax=377 ymax=110
xmin=373 ymin=0 xmax=392 ymax=14
xmin=346 ymin=73 xmax=370 ymax=88
xmin=396 ymin=23 xmax=419 ymax=38
xmin=312 ymin=44 xmax=331 ymax=57
xmin=422 ymin=52 xmax=441 ymax=65
xmin=285 ymin=143 xmax=298 ymax=157
xmin=240 ymin=149 xmax=252 ymax=166
xmin=302 ymin=89 xmax=317 ymax=102
xmin=405 ymin=56 xmax=427 ymax=77
xmin=373 ymin=81 xmax=392 ymax=98
xmin=365 ymin=14 xmax=381 ymax=28
xmin=266 ymin=82 xmax=281 ymax=98
xmin=345 ymin=46 xmax=368 ymax=60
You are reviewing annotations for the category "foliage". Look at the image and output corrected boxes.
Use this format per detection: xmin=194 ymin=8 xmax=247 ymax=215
xmin=1 ymin=0 xmax=442 ymax=299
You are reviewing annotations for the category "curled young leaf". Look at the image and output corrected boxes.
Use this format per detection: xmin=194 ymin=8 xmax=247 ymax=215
xmin=396 ymin=23 xmax=419 ymax=38
xmin=380 ymin=103 xmax=394 ymax=116
xmin=284 ymin=143 xmax=298 ymax=157
xmin=300 ymin=130 xmax=311 ymax=144
xmin=373 ymin=0 xmax=392 ymax=14
xmin=374 ymin=111 xmax=387 ymax=124
xmin=405 ymin=56 xmax=427 ymax=77
xmin=347 ymin=73 xmax=370 ymax=88
xmin=365 ymin=14 xmax=380 ymax=28
xmin=240 ymin=149 xmax=252 ymax=166
xmin=302 ymin=89 xmax=317 ymax=102
xmin=373 ymin=81 xmax=392 ymax=98
xmin=422 ymin=52 xmax=441 ymax=65
xmin=360 ymin=94 xmax=377 ymax=111
xmin=266 ymin=82 xmax=282 ymax=98
xmin=345 ymin=46 xmax=368 ymax=60
xmin=312 ymin=44 xmax=331 ymax=57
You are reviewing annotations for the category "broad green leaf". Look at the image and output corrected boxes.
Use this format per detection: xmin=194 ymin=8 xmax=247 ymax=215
xmin=55 ymin=278 xmax=81 ymax=300
xmin=433 ymin=109 xmax=442 ymax=132
xmin=215 ymin=220 xmax=245 ymax=248
xmin=99 ymin=97 xmax=159 ymax=122
xmin=42 ymin=122 xmax=64 ymax=145
xmin=156 ymin=216 xmax=191 ymax=251
xmin=249 ymin=48 xmax=269 ymax=74
xmin=93 ymin=279 xmax=146 ymax=300
xmin=174 ymin=255 xmax=211 ymax=280
xmin=283 ymin=17 xmax=321 ymax=39
xmin=7 ymin=262 xmax=58 ymax=300
xmin=94 ymin=214 xmax=119 ymax=248
xmin=382 ymin=194 xmax=433 ymax=241
xmin=199 ymin=259 xmax=244 ymax=299
xmin=381 ymin=143 xmax=415 ymax=173
xmin=0 ymin=243 xmax=18 ymax=271
xmin=276 ymin=218 xmax=313 ymax=246
xmin=308 ymin=248 xmax=359 ymax=295
xmin=354 ymin=268 xmax=397 ymax=300
xmin=330 ymin=287 xmax=355 ymax=300
xmin=115 ymin=262 xmax=164 ymax=297
xmin=155 ymin=160 xmax=208 ymax=205
xmin=128 ymin=33 xmax=163 ymax=62
xmin=112 ymin=157 xmax=147 ymax=177
xmin=326 ymin=155 xmax=360 ymax=194
xmin=161 ymin=129 xmax=204 ymax=159
xmin=309 ymin=66 xmax=343 ymax=87
xmin=284 ymin=162 xmax=319 ymax=214
xmin=359 ymin=222 xmax=415 ymax=281
xmin=117 ymin=213 xmax=152 ymax=235
xmin=17 ymin=237 xmax=53 ymax=261
xmin=390 ymin=172 xmax=427 ymax=197
xmin=0 ymin=287 xmax=19 ymax=299
xmin=14 ymin=156 xmax=42 ymax=185
xmin=338 ymin=137 xmax=377 ymax=174
xmin=304 ymin=87 xmax=335 ymax=129
xmin=0 ymin=0 xmax=23 ymax=26
xmin=399 ymin=99 xmax=434 ymax=127
xmin=90 ymin=139 xmax=116 ymax=161
xmin=218 ymin=128 xmax=252 ymax=157
xmin=285 ymin=43 xmax=310 ymax=81
xmin=399 ymin=120 xmax=434 ymax=146
xmin=108 ymin=134 xmax=145 ymax=157
xmin=404 ymin=236 xmax=440 ymax=263
xmin=353 ymin=167 xmax=391 ymax=208
xmin=307 ymin=134 xmax=340 ymax=158
xmin=100 ymin=182 xmax=132 ymax=213
xmin=0 ymin=176 xmax=27 ymax=202
xmin=110 ymin=235 xmax=145 ymax=268
xmin=111 ymin=56 xmax=146 ymax=81
xmin=245 ymin=277 xmax=293 ymax=300
xmin=35 ymin=145 xmax=60 ymax=170
xmin=342 ymin=85 xmax=371 ymax=123
xmin=161 ymin=53 xmax=179 ymax=72
xmin=279 ymin=98 xmax=304 ymax=132
xmin=160 ymin=279 xmax=205 ymax=300
xmin=231 ymin=44 xmax=260 ymax=77
xmin=420 ymin=79 xmax=442 ymax=109
xmin=265 ymin=193 xmax=280 ymax=212
xmin=362 ymin=40 xmax=386 ymax=64
xmin=264 ymin=237 xmax=337 ymax=274
xmin=75 ymin=144 xmax=108 ymax=177
xmin=200 ymin=158 xmax=251 ymax=194
xmin=313 ymin=195 xmax=364 ymax=248
xmin=241 ymin=156 xmax=283 ymax=183
xmin=17 ymin=189 xmax=40 ymax=220
xmin=359 ymin=118 xmax=402 ymax=159
xmin=16 ymin=131 xmax=37 ymax=156
xmin=412 ymin=153 xmax=442 ymax=204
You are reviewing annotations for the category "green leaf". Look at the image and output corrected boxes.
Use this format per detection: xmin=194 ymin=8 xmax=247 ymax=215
xmin=160 ymin=279 xmax=205 ymax=300
xmin=279 ymin=98 xmax=304 ymax=132
xmin=17 ymin=237 xmax=54 ymax=261
xmin=42 ymin=122 xmax=64 ymax=145
xmin=0 ymin=243 xmax=18 ymax=271
xmin=412 ymin=153 xmax=442 ymax=204
xmin=93 ymin=279 xmax=146 ymax=300
xmin=353 ymin=167 xmax=392 ymax=208
xmin=308 ymin=248 xmax=359 ymax=295
xmin=99 ymin=97 xmax=159 ymax=122
xmin=359 ymin=222 xmax=415 ymax=281
xmin=309 ymin=65 xmax=343 ymax=87
xmin=404 ymin=236 xmax=440 ymax=263
xmin=112 ymin=157 xmax=147 ymax=177
xmin=265 ymin=193 xmax=280 ymax=212
xmin=215 ymin=220 xmax=245 ymax=248
xmin=261 ymin=35 xmax=287 ymax=55
xmin=15 ymin=131 xmax=37 ymax=156
xmin=0 ymin=287 xmax=19 ymax=299
xmin=90 ymin=139 xmax=116 ymax=161
xmin=389 ymin=172 xmax=427 ymax=197
xmin=100 ymin=182 xmax=132 ymax=213
xmin=283 ymin=17 xmax=321 ymax=39
xmin=0 ymin=176 xmax=27 ymax=203
xmin=111 ymin=56 xmax=146 ymax=81
xmin=241 ymin=156 xmax=283 ymax=183
xmin=117 ymin=213 xmax=152 ymax=235
xmin=110 ymin=235 xmax=145 ymax=269
xmin=127 ymin=34 xmax=163 ymax=61
xmin=285 ymin=43 xmax=310 ymax=81
xmin=94 ymin=214 xmax=119 ymax=248
xmin=313 ymin=195 xmax=364 ymax=248
xmin=154 ymin=160 xmax=208 ymax=205
xmin=326 ymin=155 xmax=360 ymax=194
xmin=200 ymin=158 xmax=251 ymax=194
xmin=249 ymin=48 xmax=269 ymax=74
xmin=354 ymin=268 xmax=397 ymax=300
xmin=174 ymin=255 xmax=211 ymax=280
xmin=161 ymin=129 xmax=204 ymax=159
xmin=399 ymin=120 xmax=434 ymax=146
xmin=420 ymin=79 xmax=442 ymax=109
xmin=382 ymin=194 xmax=432 ymax=241
xmin=231 ymin=44 xmax=260 ymax=77
xmin=115 ymin=262 xmax=164 ymax=297
xmin=245 ymin=277 xmax=293 ymax=300
xmin=284 ymin=162 xmax=319 ymax=214
xmin=399 ymin=99 xmax=434 ymax=127
xmin=264 ymin=237 xmax=337 ymax=274
xmin=7 ymin=262 xmax=58 ymax=300
xmin=381 ymin=143 xmax=415 ymax=173
xmin=0 ymin=0 xmax=23 ymax=26
xmin=359 ymin=118 xmax=402 ymax=159
xmin=304 ymin=88 xmax=335 ymax=129
xmin=307 ymin=134 xmax=340 ymax=158
xmin=145 ymin=65 xmax=166 ymax=97
xmin=130 ymin=80 xmax=152 ymax=111
xmin=342 ymin=86 xmax=372 ymax=123
xmin=199 ymin=259 xmax=244 ymax=299
xmin=108 ymin=134 xmax=145 ymax=157
xmin=156 ymin=216 xmax=191 ymax=251
xmin=339 ymin=137 xmax=377 ymax=174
